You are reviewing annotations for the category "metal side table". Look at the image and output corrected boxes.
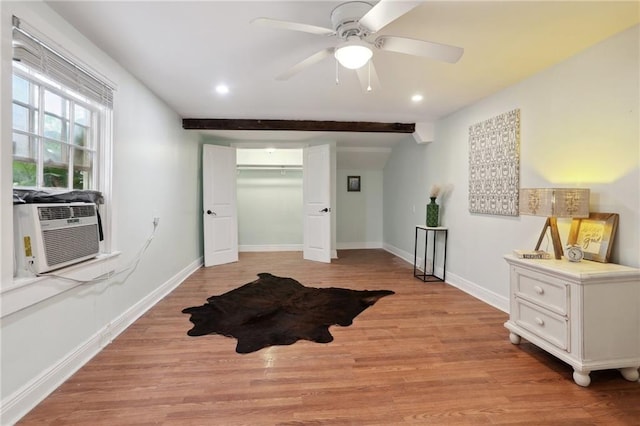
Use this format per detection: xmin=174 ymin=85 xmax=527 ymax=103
xmin=413 ymin=226 xmax=448 ymax=282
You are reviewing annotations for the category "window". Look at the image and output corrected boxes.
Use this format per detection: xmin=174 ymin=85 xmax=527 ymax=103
xmin=12 ymin=68 xmax=100 ymax=190
xmin=12 ymin=15 xmax=113 ymax=193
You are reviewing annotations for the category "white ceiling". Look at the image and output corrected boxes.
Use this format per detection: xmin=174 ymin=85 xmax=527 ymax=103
xmin=46 ymin=0 xmax=639 ymax=166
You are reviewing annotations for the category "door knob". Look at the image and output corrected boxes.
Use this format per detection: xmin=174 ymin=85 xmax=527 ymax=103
xmin=319 ymin=207 xmax=331 ymax=213
xmin=206 ymin=210 xmax=216 ymax=216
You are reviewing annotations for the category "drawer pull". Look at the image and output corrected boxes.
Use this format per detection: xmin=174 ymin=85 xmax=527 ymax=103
xmin=534 ymin=285 xmax=544 ymax=295
xmin=535 ymin=317 xmax=545 ymax=326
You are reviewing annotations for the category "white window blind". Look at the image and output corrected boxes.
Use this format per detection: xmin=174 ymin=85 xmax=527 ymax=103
xmin=12 ymin=15 xmax=114 ymax=108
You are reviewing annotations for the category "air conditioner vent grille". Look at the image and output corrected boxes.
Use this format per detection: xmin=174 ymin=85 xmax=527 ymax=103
xmin=38 ymin=205 xmax=72 ymax=221
xmin=71 ymin=204 xmax=96 ymax=218
xmin=37 ymin=204 xmax=97 ymax=221
xmin=42 ymin=225 xmax=100 ymax=267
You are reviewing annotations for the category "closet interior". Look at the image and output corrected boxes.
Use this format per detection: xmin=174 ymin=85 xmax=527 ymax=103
xmin=236 ymin=148 xmax=304 ymax=252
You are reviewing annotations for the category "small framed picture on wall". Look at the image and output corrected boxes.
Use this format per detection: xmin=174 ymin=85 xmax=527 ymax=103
xmin=347 ymin=176 xmax=361 ymax=192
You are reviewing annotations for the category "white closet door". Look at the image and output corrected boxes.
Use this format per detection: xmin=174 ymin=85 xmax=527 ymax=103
xmin=303 ymin=145 xmax=331 ymax=263
xmin=202 ymin=145 xmax=238 ymax=266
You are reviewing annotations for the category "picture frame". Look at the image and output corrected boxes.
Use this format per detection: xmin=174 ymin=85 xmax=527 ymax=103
xmin=567 ymin=212 xmax=619 ymax=263
xmin=347 ymin=176 xmax=361 ymax=192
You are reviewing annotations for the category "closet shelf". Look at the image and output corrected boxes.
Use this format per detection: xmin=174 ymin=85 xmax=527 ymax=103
xmin=237 ymin=165 xmax=302 ymax=171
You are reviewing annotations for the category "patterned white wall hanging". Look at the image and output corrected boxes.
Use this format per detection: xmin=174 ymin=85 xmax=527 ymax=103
xmin=468 ymin=109 xmax=520 ymax=216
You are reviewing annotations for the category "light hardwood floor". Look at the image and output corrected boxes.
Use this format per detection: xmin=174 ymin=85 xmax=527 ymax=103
xmin=19 ymin=250 xmax=640 ymax=425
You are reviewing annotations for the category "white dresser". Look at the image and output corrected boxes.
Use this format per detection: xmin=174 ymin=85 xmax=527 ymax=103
xmin=504 ymin=254 xmax=640 ymax=386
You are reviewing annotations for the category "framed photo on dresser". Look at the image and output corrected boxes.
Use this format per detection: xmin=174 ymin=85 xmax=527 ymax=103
xmin=567 ymin=212 xmax=619 ymax=263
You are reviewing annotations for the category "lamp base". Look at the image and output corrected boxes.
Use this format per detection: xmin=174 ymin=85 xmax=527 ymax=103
xmin=535 ymin=217 xmax=563 ymax=260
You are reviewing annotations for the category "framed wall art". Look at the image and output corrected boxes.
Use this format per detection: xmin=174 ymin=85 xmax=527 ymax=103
xmin=347 ymin=176 xmax=361 ymax=192
xmin=468 ymin=108 xmax=520 ymax=216
xmin=567 ymin=212 xmax=619 ymax=263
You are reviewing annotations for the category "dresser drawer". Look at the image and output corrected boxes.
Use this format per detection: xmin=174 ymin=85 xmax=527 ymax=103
xmin=513 ymin=266 xmax=568 ymax=315
xmin=514 ymin=298 xmax=569 ymax=351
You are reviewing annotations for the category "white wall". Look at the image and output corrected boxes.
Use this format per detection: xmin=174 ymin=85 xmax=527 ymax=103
xmin=383 ymin=136 xmax=429 ymax=256
xmin=384 ymin=24 xmax=640 ymax=311
xmin=0 ymin=2 xmax=202 ymax=423
xmin=337 ymin=168 xmax=384 ymax=249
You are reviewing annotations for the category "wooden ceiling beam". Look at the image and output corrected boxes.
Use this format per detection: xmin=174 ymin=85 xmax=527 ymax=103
xmin=182 ymin=118 xmax=415 ymax=133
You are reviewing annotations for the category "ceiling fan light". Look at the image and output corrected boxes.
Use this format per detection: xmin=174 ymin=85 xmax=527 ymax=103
xmin=334 ymin=41 xmax=372 ymax=70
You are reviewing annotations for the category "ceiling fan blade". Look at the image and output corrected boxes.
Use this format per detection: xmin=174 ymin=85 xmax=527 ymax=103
xmin=359 ymin=0 xmax=423 ymax=33
xmin=376 ymin=35 xmax=464 ymax=63
xmin=251 ymin=17 xmax=334 ymax=36
xmin=356 ymin=61 xmax=381 ymax=93
xmin=276 ymin=48 xmax=335 ymax=80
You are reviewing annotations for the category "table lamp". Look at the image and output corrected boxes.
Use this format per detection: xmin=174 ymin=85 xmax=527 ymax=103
xmin=519 ymin=188 xmax=590 ymax=259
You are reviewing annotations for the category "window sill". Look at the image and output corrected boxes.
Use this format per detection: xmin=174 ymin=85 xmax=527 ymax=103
xmin=1 ymin=251 xmax=121 ymax=318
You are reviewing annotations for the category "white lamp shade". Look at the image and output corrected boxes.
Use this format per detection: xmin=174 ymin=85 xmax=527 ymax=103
xmin=519 ymin=188 xmax=590 ymax=218
xmin=334 ymin=40 xmax=373 ymax=70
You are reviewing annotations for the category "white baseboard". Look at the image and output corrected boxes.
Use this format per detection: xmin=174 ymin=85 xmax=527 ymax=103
xmin=383 ymin=243 xmax=508 ymax=313
xmin=336 ymin=242 xmax=383 ymax=250
xmin=239 ymin=244 xmax=302 ymax=252
xmin=383 ymin=242 xmax=414 ymax=264
xmin=445 ymin=272 xmax=509 ymax=313
xmin=383 ymin=242 xmax=443 ymax=277
xmin=0 ymin=256 xmax=203 ymax=426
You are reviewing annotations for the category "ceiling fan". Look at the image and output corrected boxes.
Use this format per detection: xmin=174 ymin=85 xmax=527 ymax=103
xmin=251 ymin=0 xmax=464 ymax=91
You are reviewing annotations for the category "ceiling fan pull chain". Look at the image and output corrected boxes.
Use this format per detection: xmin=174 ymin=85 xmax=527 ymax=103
xmin=367 ymin=60 xmax=372 ymax=92
xmin=335 ymin=58 xmax=340 ymax=85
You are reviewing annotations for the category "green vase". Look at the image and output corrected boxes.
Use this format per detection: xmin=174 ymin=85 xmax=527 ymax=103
xmin=426 ymin=197 xmax=439 ymax=227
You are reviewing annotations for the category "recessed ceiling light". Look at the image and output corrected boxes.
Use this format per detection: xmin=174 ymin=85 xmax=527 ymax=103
xmin=411 ymin=94 xmax=423 ymax=102
xmin=215 ymin=84 xmax=229 ymax=95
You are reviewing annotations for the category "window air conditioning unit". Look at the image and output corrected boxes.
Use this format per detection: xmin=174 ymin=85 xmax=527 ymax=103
xmin=14 ymin=202 xmax=100 ymax=275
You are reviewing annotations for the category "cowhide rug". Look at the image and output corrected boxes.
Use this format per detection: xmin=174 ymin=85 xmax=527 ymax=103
xmin=182 ymin=273 xmax=394 ymax=354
